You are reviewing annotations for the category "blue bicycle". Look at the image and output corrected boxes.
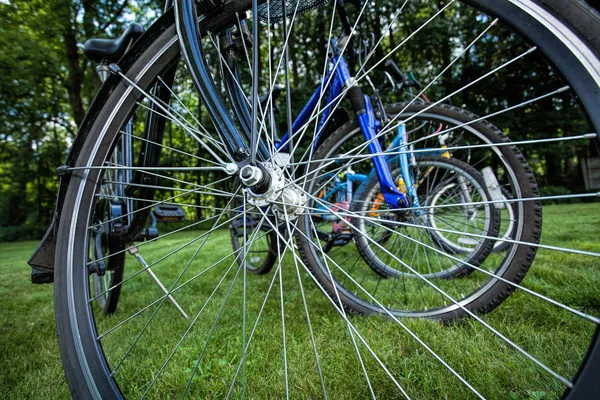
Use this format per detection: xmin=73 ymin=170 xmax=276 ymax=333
xmin=233 ymin=59 xmax=512 ymax=280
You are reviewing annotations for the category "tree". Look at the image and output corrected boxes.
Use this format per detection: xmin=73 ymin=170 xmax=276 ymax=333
xmin=0 ymin=0 xmax=594 ymax=241
xmin=0 ymin=0 xmax=159 ymax=240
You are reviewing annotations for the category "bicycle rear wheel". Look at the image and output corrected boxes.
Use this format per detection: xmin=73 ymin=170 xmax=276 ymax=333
xmin=351 ymin=154 xmax=500 ymax=280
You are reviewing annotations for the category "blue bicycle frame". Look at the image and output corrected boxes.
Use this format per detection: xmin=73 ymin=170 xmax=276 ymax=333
xmin=313 ymin=170 xmax=367 ymax=219
xmin=174 ymin=0 xmax=407 ymax=208
xmin=273 ymin=54 xmax=409 ymax=209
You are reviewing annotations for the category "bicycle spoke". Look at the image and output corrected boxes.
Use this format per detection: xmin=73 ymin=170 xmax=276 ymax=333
xmin=155 ymin=75 xmax=225 ymax=148
xmin=151 ymin=73 xmax=230 ymax=152
xmin=108 ymin=194 xmax=240 ymax=376
xmin=87 ymin=199 xmax=239 ymax=270
xmin=71 ymin=164 xmax=234 ymax=173
xmin=180 ymin=254 xmax=246 ymax=399
xmin=134 ymin=99 xmax=228 ymax=155
xmin=260 ymin=208 xmax=411 ymax=398
xmin=355 ymin=208 xmax=600 ymax=323
xmin=287 ymin=129 xmax=593 ymax=172
xmin=306 ymin=191 xmax=576 ymax=388
xmin=140 ymin=258 xmax=239 ymax=398
xmin=293 ymin=220 xmax=486 ymax=399
xmin=139 ymin=204 xmax=270 ymax=398
xmin=284 ymin=222 xmax=328 ymax=398
xmin=123 ymin=130 xmax=221 ymax=166
xmin=89 ymin=175 xmax=235 ymax=230
xmin=287 ymin=0 xmax=465 ymax=168
xmin=241 ymin=191 xmax=248 ymax=397
xmin=96 ymin=224 xmax=274 ymax=338
xmin=290 ymin=194 xmax=600 ymax=324
xmin=112 ymin=67 xmax=232 ymax=164
xmin=381 ymin=87 xmax=572 ymax=146
xmin=274 ymin=215 xmax=289 ymax=399
xmin=281 ymin=209 xmax=376 ymax=399
xmin=206 ymin=34 xmax=274 ymax=151
xmin=289 ymin=43 xmax=539 ymax=180
xmin=333 ymin=191 xmax=600 ymax=216
xmin=97 ymin=193 xmax=255 ymax=216
xmin=224 ymin=216 xmax=292 ymax=398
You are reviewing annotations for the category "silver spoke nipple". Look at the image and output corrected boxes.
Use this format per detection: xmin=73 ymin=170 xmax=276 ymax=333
xmin=127 ymin=245 xmax=138 ymax=256
xmin=109 ymin=63 xmax=122 ymax=75
xmin=224 ymin=163 xmax=239 ymax=175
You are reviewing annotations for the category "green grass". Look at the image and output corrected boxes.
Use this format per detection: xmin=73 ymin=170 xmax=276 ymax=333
xmin=0 ymin=241 xmax=69 ymax=399
xmin=1 ymin=203 xmax=599 ymax=399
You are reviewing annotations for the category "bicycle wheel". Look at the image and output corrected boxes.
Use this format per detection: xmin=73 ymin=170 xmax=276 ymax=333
xmin=428 ymin=182 xmax=517 ymax=253
xmin=298 ymin=100 xmax=539 ymax=317
xmin=352 ymin=155 xmax=500 ymax=279
xmin=53 ymin=1 xmax=600 ymax=398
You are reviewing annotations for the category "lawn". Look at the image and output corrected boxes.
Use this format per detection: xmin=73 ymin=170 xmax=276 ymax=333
xmin=1 ymin=203 xmax=599 ymax=399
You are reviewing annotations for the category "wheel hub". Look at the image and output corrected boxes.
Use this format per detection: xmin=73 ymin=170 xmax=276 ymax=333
xmin=239 ymin=163 xmax=306 ymax=219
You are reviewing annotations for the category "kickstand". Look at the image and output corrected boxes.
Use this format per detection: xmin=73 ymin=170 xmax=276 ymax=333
xmin=128 ymin=246 xmax=189 ymax=319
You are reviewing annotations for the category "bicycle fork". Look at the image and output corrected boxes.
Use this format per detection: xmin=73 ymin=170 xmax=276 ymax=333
xmin=334 ymin=56 xmax=409 ymax=209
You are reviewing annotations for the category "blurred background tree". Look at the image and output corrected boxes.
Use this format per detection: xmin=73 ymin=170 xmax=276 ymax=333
xmin=0 ymin=0 xmax=597 ymax=241
xmin=0 ymin=0 xmax=159 ymax=240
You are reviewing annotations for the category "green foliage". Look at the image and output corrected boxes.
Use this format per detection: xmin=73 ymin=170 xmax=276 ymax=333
xmin=0 ymin=0 xmax=160 ymax=240
xmin=0 ymin=0 xmax=596 ymax=241
xmin=0 ymin=225 xmax=47 ymax=242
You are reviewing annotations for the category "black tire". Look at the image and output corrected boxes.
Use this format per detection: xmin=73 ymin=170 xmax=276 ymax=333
xmin=296 ymin=101 xmax=542 ymax=320
xmin=492 ymin=186 xmax=517 ymax=253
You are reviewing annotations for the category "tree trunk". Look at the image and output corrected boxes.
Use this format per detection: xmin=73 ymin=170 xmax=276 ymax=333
xmin=545 ymin=152 xmax=563 ymax=186
xmin=63 ymin=24 xmax=85 ymax=128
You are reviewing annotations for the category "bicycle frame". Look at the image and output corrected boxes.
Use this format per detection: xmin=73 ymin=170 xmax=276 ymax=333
xmin=313 ymin=170 xmax=367 ymax=219
xmin=175 ymin=0 xmax=408 ymax=209
xmin=275 ymin=62 xmax=343 ymax=152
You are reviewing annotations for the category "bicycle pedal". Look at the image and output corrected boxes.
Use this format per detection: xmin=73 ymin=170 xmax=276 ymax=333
xmin=153 ymin=204 xmax=186 ymax=222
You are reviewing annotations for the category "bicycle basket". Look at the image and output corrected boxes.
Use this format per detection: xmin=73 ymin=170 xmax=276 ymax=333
xmin=257 ymin=0 xmax=330 ymax=23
